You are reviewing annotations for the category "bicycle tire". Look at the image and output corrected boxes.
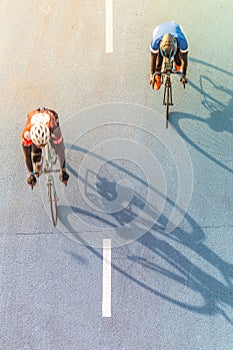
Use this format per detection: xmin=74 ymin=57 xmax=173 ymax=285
xmin=48 ymin=183 xmax=57 ymax=226
xmin=166 ymin=85 xmax=169 ymax=128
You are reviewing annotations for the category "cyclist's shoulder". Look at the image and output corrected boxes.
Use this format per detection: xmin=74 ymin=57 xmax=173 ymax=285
xmin=26 ymin=109 xmax=37 ymax=120
xmin=46 ymin=108 xmax=58 ymax=116
xmin=150 ymin=39 xmax=160 ymax=53
xmin=27 ymin=109 xmax=52 ymax=127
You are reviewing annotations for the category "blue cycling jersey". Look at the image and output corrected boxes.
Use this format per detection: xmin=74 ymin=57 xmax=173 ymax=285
xmin=150 ymin=21 xmax=188 ymax=54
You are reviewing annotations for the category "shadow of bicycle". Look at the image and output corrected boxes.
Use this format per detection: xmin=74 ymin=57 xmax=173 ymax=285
xmin=58 ymin=162 xmax=233 ymax=324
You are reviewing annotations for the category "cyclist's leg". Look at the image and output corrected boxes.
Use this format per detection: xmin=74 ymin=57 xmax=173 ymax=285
xmin=174 ymin=49 xmax=181 ymax=71
xmin=174 ymin=49 xmax=181 ymax=65
xmin=154 ymin=53 xmax=163 ymax=90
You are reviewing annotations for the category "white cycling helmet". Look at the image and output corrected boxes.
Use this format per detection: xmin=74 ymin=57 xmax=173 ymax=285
xmin=30 ymin=123 xmax=50 ymax=147
xmin=160 ymin=33 xmax=177 ymax=58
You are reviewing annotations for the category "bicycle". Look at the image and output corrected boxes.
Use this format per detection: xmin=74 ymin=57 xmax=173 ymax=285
xmin=154 ymin=57 xmax=186 ymax=128
xmin=41 ymin=141 xmax=59 ymax=226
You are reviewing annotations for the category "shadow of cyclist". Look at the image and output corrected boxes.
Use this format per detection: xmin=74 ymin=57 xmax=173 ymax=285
xmin=58 ymin=172 xmax=233 ymax=324
xmin=169 ymin=73 xmax=233 ymax=174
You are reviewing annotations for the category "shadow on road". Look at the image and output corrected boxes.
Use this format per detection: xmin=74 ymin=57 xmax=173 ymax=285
xmin=57 ymin=66 xmax=233 ymax=322
xmin=168 ymin=57 xmax=233 ymax=174
xmin=58 ymin=157 xmax=233 ymax=324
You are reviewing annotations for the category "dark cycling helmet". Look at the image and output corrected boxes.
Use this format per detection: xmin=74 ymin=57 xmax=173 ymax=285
xmin=160 ymin=33 xmax=177 ymax=58
xmin=30 ymin=123 xmax=50 ymax=147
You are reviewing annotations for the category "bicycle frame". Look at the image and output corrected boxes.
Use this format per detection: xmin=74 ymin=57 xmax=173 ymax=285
xmin=161 ymin=57 xmax=176 ymax=128
xmin=43 ymin=141 xmax=57 ymax=171
xmin=152 ymin=56 xmax=185 ymax=128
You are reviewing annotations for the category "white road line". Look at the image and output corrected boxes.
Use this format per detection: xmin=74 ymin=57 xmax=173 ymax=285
xmin=102 ymin=239 xmax=112 ymax=317
xmin=105 ymin=0 xmax=113 ymax=53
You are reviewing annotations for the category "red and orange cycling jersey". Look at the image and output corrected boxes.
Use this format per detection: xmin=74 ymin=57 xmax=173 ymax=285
xmin=21 ymin=109 xmax=58 ymax=146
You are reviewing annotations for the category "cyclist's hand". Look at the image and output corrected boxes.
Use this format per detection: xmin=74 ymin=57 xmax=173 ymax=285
xmin=59 ymin=170 xmax=69 ymax=186
xmin=180 ymin=75 xmax=187 ymax=88
xmin=27 ymin=174 xmax=37 ymax=187
xmin=150 ymin=74 xmax=155 ymax=89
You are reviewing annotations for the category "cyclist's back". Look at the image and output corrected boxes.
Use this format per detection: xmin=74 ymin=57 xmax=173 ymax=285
xmin=149 ymin=21 xmax=189 ymax=90
xmin=21 ymin=107 xmax=69 ymax=187
xmin=151 ymin=22 xmax=188 ymax=54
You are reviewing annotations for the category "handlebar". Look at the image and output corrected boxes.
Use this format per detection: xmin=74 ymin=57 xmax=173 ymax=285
xmin=161 ymin=70 xmax=187 ymax=89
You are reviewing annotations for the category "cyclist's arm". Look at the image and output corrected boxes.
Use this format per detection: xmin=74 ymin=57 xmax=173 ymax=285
xmin=150 ymin=52 xmax=157 ymax=75
xmin=22 ymin=144 xmax=33 ymax=173
xmin=180 ymin=51 xmax=188 ymax=76
xmin=50 ymin=126 xmax=66 ymax=170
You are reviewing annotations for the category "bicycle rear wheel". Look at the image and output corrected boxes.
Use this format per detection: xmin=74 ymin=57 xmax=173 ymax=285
xmin=48 ymin=183 xmax=58 ymax=226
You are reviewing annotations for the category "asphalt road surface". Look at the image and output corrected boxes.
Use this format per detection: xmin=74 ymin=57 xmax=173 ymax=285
xmin=0 ymin=1 xmax=233 ymax=349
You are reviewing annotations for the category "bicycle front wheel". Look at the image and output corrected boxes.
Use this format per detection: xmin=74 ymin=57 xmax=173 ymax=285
xmin=165 ymin=86 xmax=170 ymax=128
xmin=48 ymin=183 xmax=58 ymax=226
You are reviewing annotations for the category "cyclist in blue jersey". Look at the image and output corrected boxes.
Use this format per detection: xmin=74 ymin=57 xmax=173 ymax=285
xmin=150 ymin=21 xmax=189 ymax=90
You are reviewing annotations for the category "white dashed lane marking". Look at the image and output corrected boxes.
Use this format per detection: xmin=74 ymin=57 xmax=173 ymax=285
xmin=102 ymin=239 xmax=112 ymax=317
xmin=105 ymin=0 xmax=113 ymax=52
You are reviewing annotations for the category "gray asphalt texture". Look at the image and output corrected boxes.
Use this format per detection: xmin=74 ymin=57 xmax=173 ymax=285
xmin=0 ymin=1 xmax=233 ymax=349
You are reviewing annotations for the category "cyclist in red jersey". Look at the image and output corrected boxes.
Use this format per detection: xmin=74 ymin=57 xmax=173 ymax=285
xmin=21 ymin=106 xmax=69 ymax=187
